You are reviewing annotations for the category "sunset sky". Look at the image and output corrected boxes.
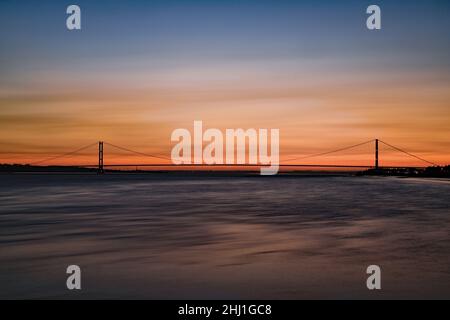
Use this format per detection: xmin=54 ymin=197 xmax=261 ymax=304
xmin=1 ymin=0 xmax=449 ymax=167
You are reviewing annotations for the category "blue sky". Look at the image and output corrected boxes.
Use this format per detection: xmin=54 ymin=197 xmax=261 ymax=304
xmin=1 ymin=0 xmax=449 ymax=76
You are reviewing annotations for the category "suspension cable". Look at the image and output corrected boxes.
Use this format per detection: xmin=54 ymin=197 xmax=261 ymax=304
xmin=29 ymin=142 xmax=98 ymax=165
xmin=104 ymin=142 xmax=171 ymax=161
xmin=281 ymin=139 xmax=375 ymax=163
xmin=378 ymin=140 xmax=438 ymax=166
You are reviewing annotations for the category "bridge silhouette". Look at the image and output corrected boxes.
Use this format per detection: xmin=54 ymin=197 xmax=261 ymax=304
xmin=10 ymin=138 xmax=438 ymax=174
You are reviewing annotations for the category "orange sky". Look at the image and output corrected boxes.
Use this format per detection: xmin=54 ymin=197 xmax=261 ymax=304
xmin=1 ymin=61 xmax=449 ymax=167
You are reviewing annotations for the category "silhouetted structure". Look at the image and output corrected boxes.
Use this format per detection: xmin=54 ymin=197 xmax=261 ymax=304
xmin=0 ymin=139 xmax=445 ymax=175
xmin=98 ymin=141 xmax=104 ymax=174
xmin=375 ymin=139 xmax=379 ymax=169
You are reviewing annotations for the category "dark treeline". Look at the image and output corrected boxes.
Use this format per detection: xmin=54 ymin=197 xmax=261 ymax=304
xmin=0 ymin=164 xmax=96 ymax=173
xmin=360 ymin=165 xmax=450 ymax=178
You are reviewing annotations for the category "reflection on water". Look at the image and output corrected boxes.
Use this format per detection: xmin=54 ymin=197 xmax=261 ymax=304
xmin=0 ymin=174 xmax=449 ymax=299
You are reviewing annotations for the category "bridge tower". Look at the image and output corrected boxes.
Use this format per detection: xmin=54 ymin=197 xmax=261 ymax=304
xmin=375 ymin=139 xmax=379 ymax=170
xmin=98 ymin=141 xmax=104 ymax=174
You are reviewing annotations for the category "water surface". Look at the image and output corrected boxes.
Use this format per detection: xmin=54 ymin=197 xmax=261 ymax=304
xmin=0 ymin=174 xmax=449 ymax=299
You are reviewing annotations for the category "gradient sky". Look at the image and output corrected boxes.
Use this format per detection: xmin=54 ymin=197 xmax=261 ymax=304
xmin=1 ymin=0 xmax=449 ymax=166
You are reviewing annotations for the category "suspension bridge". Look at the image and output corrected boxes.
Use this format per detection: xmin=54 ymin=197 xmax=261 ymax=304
xmin=2 ymin=138 xmax=440 ymax=174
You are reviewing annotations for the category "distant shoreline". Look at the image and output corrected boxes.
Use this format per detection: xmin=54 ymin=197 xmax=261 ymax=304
xmin=0 ymin=164 xmax=361 ymax=178
xmin=1 ymin=164 xmax=449 ymax=178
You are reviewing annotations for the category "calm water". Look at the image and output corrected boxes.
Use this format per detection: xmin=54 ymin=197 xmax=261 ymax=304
xmin=0 ymin=174 xmax=449 ymax=299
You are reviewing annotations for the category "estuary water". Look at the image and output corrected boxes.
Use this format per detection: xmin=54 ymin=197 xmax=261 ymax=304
xmin=0 ymin=174 xmax=449 ymax=299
